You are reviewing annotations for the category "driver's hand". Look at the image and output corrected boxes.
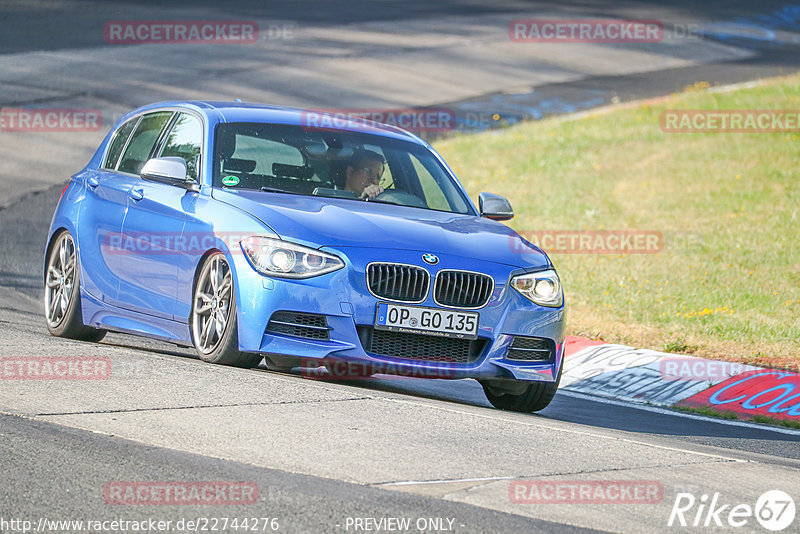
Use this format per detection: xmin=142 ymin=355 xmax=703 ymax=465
xmin=360 ymin=184 xmax=384 ymax=200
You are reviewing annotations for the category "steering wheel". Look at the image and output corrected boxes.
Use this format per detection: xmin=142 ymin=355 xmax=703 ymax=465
xmin=374 ymin=190 xmax=428 ymax=208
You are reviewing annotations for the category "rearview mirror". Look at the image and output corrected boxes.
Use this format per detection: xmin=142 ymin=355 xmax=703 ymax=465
xmin=140 ymin=157 xmax=199 ymax=192
xmin=478 ymin=192 xmax=514 ymax=221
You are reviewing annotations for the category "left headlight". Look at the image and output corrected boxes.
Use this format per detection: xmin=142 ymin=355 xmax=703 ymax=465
xmin=240 ymin=236 xmax=345 ymax=279
xmin=510 ymin=269 xmax=563 ymax=307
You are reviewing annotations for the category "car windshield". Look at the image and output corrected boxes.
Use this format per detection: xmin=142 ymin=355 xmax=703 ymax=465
xmin=213 ymin=122 xmax=472 ymax=214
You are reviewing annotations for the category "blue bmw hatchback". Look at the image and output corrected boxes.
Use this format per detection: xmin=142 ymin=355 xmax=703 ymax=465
xmin=44 ymin=101 xmax=565 ymax=412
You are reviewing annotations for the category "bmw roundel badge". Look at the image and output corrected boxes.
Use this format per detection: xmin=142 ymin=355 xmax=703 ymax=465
xmin=422 ymin=253 xmax=439 ymax=265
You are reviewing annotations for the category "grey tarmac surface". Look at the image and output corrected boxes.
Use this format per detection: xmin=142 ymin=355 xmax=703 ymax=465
xmin=2 ymin=1 xmax=800 ymax=533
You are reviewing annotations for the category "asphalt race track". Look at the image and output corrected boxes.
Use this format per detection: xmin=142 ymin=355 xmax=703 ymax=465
xmin=1 ymin=2 xmax=799 ymax=533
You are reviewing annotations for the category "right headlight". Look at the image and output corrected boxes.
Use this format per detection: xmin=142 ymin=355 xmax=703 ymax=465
xmin=240 ymin=236 xmax=344 ymax=279
xmin=510 ymin=269 xmax=563 ymax=307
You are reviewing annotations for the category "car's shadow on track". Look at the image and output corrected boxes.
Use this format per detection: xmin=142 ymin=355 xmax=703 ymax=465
xmin=262 ymin=367 xmax=497 ymax=409
xmin=101 ymin=333 xmax=499 ymax=408
xmin=99 ymin=336 xmax=198 ymax=360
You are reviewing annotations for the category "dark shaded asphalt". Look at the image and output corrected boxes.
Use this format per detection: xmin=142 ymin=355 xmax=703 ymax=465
xmin=2 ymin=0 xmax=799 ymax=55
xmin=0 ymin=413 xmax=601 ymax=533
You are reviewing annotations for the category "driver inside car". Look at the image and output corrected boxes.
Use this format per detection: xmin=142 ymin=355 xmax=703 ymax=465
xmin=344 ymin=149 xmax=385 ymax=200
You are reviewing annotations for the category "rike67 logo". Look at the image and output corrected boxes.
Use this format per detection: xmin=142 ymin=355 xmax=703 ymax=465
xmin=669 ymin=490 xmax=795 ymax=531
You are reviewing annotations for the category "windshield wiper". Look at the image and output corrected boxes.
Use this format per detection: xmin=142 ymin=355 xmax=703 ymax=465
xmin=260 ymin=186 xmax=296 ymax=194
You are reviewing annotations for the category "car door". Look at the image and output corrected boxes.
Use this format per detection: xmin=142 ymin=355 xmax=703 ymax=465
xmin=116 ymin=112 xmax=203 ymax=320
xmin=77 ymin=116 xmax=140 ymax=304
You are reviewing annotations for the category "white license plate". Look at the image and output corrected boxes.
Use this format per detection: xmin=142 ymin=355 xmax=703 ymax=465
xmin=374 ymin=303 xmax=479 ymax=339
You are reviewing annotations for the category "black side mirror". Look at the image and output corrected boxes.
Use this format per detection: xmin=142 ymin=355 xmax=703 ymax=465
xmin=479 ymin=192 xmax=514 ymax=221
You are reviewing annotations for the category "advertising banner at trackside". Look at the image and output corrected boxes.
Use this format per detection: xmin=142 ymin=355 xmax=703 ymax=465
xmin=564 ymin=337 xmax=800 ymax=423
xmin=679 ymin=370 xmax=800 ymax=421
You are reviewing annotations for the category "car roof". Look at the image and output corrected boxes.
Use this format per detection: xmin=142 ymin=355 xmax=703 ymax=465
xmin=123 ymin=100 xmax=427 ymax=144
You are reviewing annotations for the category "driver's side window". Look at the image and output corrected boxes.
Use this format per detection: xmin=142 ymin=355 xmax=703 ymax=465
xmin=159 ymin=113 xmax=203 ymax=181
xmin=117 ymin=111 xmax=174 ymax=175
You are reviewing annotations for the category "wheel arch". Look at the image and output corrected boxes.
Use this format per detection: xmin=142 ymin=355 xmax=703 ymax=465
xmin=188 ymin=245 xmax=244 ymax=323
xmin=43 ymin=226 xmax=70 ymax=284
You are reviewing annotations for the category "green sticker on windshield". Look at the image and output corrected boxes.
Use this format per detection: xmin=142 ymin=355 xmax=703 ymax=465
xmin=222 ymin=175 xmax=240 ymax=187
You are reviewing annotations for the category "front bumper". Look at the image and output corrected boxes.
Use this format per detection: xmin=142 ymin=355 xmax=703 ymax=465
xmin=231 ymin=246 xmax=565 ymax=382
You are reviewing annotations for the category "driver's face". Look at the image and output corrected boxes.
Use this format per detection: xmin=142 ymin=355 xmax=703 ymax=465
xmin=346 ymin=160 xmax=384 ymax=192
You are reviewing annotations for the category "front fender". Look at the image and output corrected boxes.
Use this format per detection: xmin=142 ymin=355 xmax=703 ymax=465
xmin=44 ymin=178 xmax=83 ymax=283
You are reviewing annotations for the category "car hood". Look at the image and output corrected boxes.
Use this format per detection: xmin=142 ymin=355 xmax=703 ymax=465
xmin=213 ymin=189 xmax=550 ymax=268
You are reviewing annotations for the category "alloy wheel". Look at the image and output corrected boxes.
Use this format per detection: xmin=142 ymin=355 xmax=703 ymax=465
xmin=192 ymin=255 xmax=234 ymax=354
xmin=45 ymin=233 xmax=77 ymax=328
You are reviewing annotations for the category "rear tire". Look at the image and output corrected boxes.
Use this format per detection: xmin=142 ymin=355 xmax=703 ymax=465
xmin=44 ymin=231 xmax=106 ymax=342
xmin=481 ymin=365 xmax=561 ymax=413
xmin=191 ymin=253 xmax=262 ymax=368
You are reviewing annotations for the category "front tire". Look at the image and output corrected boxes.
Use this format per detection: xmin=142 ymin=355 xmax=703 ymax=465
xmin=44 ymin=231 xmax=106 ymax=342
xmin=481 ymin=365 xmax=561 ymax=413
xmin=191 ymin=253 xmax=262 ymax=368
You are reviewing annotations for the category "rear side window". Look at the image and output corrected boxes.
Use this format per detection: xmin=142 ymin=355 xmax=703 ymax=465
xmin=104 ymin=118 xmax=138 ymax=170
xmin=159 ymin=113 xmax=203 ymax=180
xmin=117 ymin=111 xmax=174 ymax=175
